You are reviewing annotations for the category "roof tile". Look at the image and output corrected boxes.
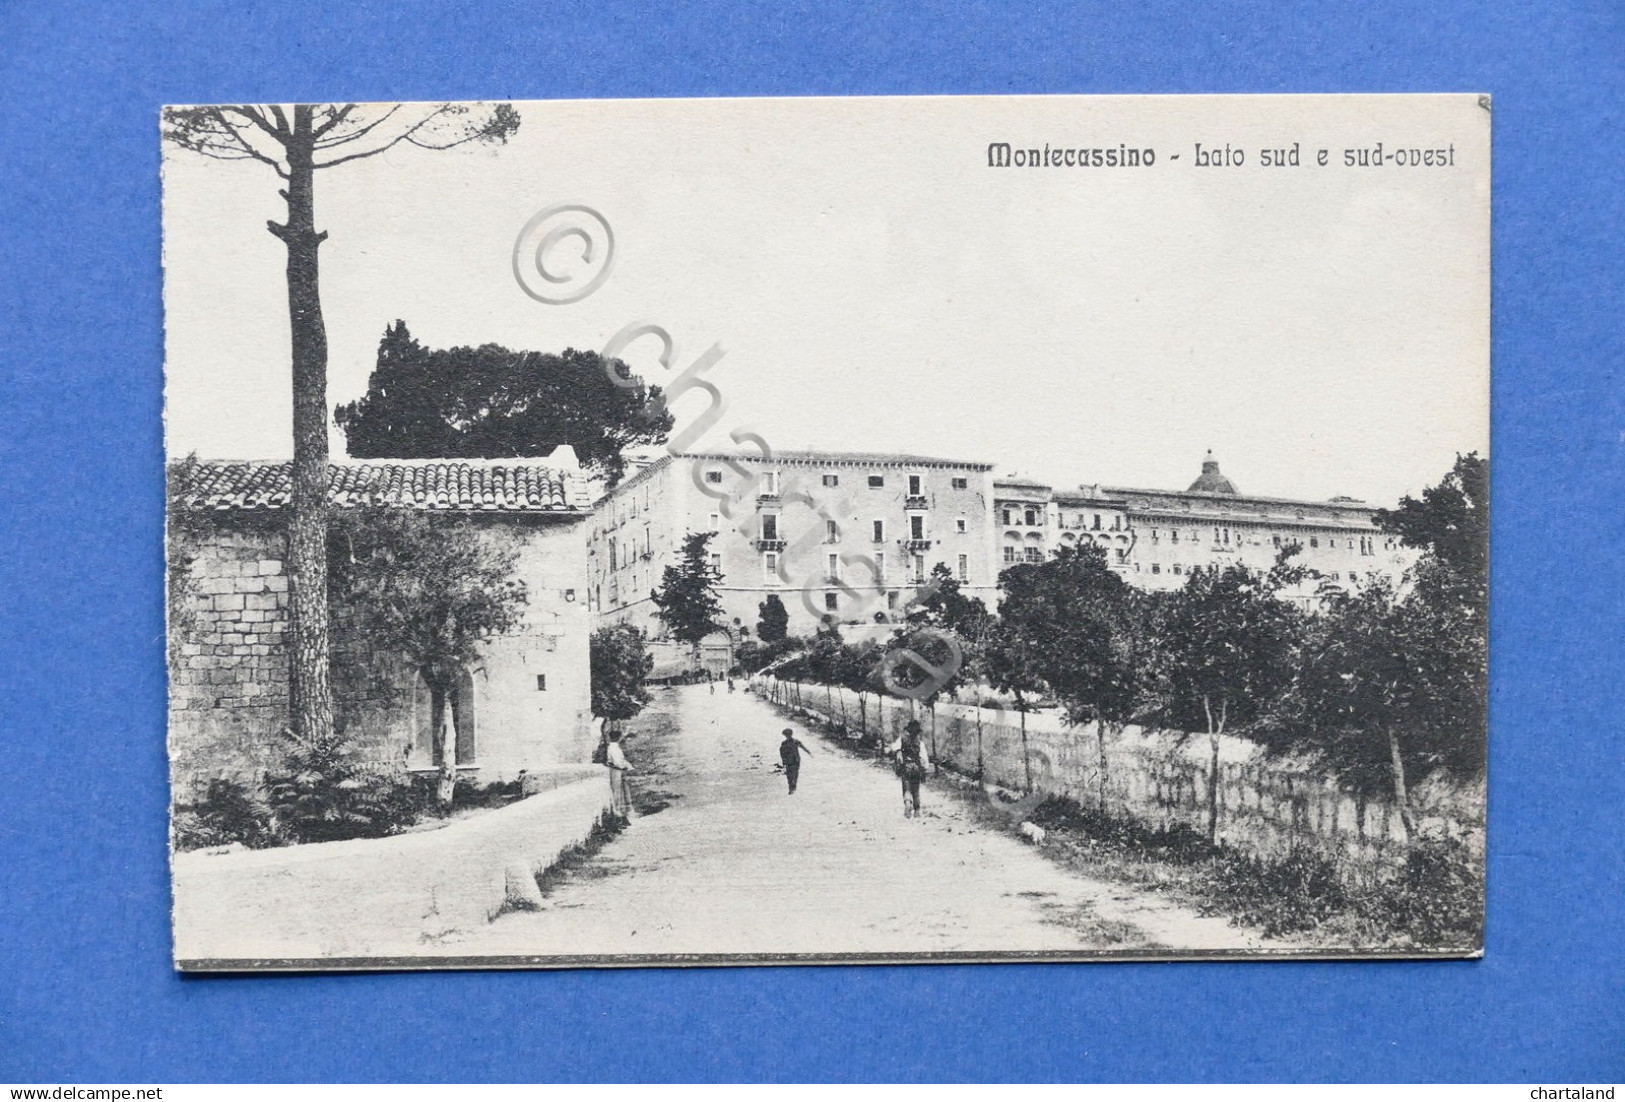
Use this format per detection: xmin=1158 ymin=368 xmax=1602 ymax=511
xmin=172 ymin=460 xmax=577 ymax=514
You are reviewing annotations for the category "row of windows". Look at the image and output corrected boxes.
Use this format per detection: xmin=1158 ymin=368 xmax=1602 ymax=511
xmin=1139 ymin=527 xmax=1389 ymax=554
xmin=704 ymin=470 xmax=972 ymax=494
xmin=763 ymin=552 xmax=970 ymax=586
xmin=752 ymin=514 xmax=966 ymax=542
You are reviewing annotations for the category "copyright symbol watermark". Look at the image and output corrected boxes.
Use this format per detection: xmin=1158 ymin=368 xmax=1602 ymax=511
xmin=512 ymin=203 xmax=615 ymax=304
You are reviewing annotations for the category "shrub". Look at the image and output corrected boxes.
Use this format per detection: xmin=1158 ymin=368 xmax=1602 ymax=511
xmin=1361 ymin=835 xmax=1484 ymax=946
xmin=172 ymin=779 xmax=278 ymax=851
xmin=264 ymin=727 xmax=425 ymax=844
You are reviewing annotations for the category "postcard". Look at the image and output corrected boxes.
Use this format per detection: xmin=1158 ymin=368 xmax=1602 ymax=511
xmin=164 ymin=94 xmax=1488 ymax=968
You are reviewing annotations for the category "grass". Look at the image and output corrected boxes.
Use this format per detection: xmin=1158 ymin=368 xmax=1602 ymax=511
xmin=998 ymin=792 xmax=1482 ymax=951
xmin=531 ymin=810 xmax=630 ymax=900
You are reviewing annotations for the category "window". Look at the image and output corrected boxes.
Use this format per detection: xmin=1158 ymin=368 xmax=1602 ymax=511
xmin=822 ymin=473 xmax=839 ymax=487
xmin=710 ymin=553 xmax=722 ymax=574
xmin=827 ymin=553 xmax=840 ymax=582
xmin=872 ymin=519 xmax=885 ymax=542
xmin=910 ymin=515 xmax=925 ymax=540
xmin=705 ymin=470 xmax=723 ymax=484
xmin=912 ymin=554 xmax=926 ymax=583
xmin=535 ymin=674 xmax=547 ymax=691
xmin=1024 ymin=508 xmax=1039 ymax=526
xmin=908 ymin=474 xmax=923 ymax=495
xmin=1093 ymin=514 xmax=1102 ymax=530
xmin=868 ymin=475 xmax=885 ymax=488
xmin=887 ymin=590 xmax=898 ymax=609
xmin=761 ymin=514 xmax=779 ymax=541
xmin=763 ymin=552 xmax=779 ymax=580
xmin=1002 ymin=509 xmax=1014 ymax=525
xmin=1151 ymin=528 xmax=1159 ymax=543
xmin=875 ymin=552 xmax=886 ymax=583
xmin=1272 ymin=535 xmax=1281 ymax=548
xmin=824 ymin=592 xmax=838 ymax=611
xmin=762 ymin=471 xmax=780 ymax=494
xmin=1171 ymin=530 xmax=1180 ymax=544
xmin=1024 ymin=547 xmax=1043 ymax=563
xmin=1111 ymin=516 xmax=1122 ymax=531
xmin=957 ymin=554 xmax=968 ymax=582
xmin=1151 ymin=563 xmax=1161 ymax=574
xmin=1310 ymin=537 xmax=1320 ymax=548
xmin=826 ymin=519 xmax=840 ymax=542
xmin=1173 ymin=564 xmax=1183 ymax=575
xmin=709 ymin=512 xmax=720 ymax=533
xmin=1003 ymin=546 xmax=1018 ymax=563
xmin=951 ymin=477 xmax=968 ymax=490
xmin=955 ymin=518 xmax=967 ymax=534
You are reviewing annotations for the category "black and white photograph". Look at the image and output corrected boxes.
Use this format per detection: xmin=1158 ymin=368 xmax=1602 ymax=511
xmin=162 ymin=94 xmax=1489 ymax=969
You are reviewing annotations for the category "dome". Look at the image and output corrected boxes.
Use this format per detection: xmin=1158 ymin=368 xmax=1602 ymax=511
xmin=1187 ymin=450 xmax=1239 ymax=495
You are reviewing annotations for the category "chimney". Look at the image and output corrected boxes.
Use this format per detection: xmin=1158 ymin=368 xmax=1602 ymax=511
xmin=551 ymin=445 xmax=596 ymax=509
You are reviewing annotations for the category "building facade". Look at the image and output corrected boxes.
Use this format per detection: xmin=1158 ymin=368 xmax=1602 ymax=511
xmin=168 ymin=460 xmax=594 ymax=797
xmin=587 ymin=451 xmax=998 ymax=639
xmin=992 ymin=452 xmax=1416 ymax=607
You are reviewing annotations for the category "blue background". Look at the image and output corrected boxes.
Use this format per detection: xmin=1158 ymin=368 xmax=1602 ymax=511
xmin=1 ymin=0 xmax=1621 ymax=1083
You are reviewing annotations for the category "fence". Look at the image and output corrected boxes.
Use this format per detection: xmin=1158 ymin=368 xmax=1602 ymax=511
xmin=753 ymin=675 xmax=1482 ymax=872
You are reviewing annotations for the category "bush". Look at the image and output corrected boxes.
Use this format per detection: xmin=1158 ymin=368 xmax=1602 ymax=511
xmin=172 ymin=779 xmax=277 ymax=851
xmin=1361 ymin=835 xmax=1484 ymax=946
xmin=264 ymin=727 xmax=426 ymax=844
xmin=1205 ymin=848 xmax=1350 ymax=935
xmin=1021 ymin=793 xmax=1480 ymax=947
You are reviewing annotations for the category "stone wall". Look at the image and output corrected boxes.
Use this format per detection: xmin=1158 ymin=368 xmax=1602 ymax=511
xmin=168 ymin=511 xmax=594 ymax=801
xmin=168 ymin=521 xmax=296 ymax=795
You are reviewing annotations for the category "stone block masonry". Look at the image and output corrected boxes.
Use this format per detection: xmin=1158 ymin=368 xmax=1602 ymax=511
xmin=168 ymin=525 xmax=295 ymax=795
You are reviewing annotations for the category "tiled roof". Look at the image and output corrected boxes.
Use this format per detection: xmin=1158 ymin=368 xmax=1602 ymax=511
xmin=172 ymin=460 xmax=579 ymax=513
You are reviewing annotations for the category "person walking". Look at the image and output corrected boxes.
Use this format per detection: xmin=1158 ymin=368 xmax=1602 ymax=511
xmin=605 ymin=727 xmax=635 ymax=819
xmin=887 ymin=719 xmax=930 ymax=818
xmin=778 ymin=727 xmax=811 ymax=795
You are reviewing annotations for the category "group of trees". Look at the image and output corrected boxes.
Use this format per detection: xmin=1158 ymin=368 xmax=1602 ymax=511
xmin=751 ymin=455 xmax=1488 ymax=844
xmin=336 ymin=321 xmax=672 ymax=485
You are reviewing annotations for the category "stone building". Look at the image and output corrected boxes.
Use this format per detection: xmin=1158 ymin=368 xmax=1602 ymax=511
xmin=167 ymin=459 xmax=593 ymax=798
xmin=587 ymin=451 xmax=998 ymax=640
xmin=991 ymin=451 xmax=1416 ymax=607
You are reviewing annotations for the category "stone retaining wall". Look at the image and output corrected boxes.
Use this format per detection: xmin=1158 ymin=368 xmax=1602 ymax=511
xmin=171 ymin=765 xmax=610 ymax=965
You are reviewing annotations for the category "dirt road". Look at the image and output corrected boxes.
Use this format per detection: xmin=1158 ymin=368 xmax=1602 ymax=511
xmin=450 ymin=683 xmax=1284 ymax=961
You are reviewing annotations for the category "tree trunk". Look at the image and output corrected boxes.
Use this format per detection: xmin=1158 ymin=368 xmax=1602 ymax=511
xmin=1386 ymin=726 xmax=1416 ymax=844
xmin=1098 ymin=722 xmax=1113 ymax=813
xmin=928 ymin=703 xmax=938 ymax=774
xmin=1203 ymin=695 xmax=1226 ymax=844
xmin=975 ymin=701 xmax=985 ymax=781
xmin=428 ymin=681 xmax=455 ymax=806
xmin=270 ymin=106 xmax=334 ymax=748
xmin=1018 ymin=692 xmax=1032 ymax=792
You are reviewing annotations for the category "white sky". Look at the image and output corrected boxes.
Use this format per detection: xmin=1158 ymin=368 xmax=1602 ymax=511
xmin=163 ymin=94 xmax=1489 ymax=505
